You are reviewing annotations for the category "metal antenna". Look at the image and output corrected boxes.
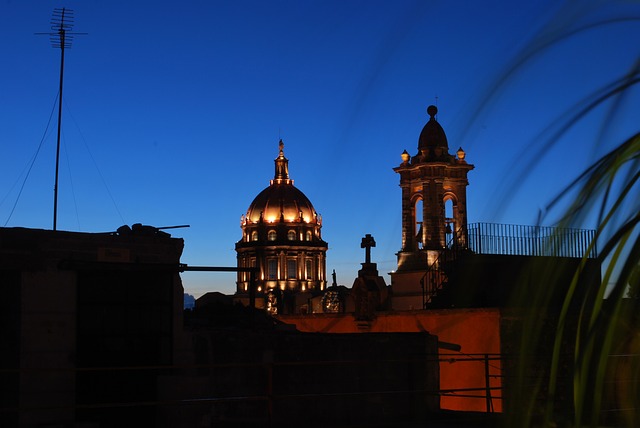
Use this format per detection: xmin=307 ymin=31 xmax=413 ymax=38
xmin=36 ymin=8 xmax=86 ymax=231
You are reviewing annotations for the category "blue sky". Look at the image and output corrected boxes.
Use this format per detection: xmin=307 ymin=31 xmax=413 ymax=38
xmin=2 ymin=1 xmax=639 ymax=297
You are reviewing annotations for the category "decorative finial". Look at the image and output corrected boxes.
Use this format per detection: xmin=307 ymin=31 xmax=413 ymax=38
xmin=279 ymin=139 xmax=284 ymax=154
xmin=401 ymin=149 xmax=410 ymax=163
xmin=427 ymin=105 xmax=438 ymax=119
xmin=456 ymin=147 xmax=466 ymax=162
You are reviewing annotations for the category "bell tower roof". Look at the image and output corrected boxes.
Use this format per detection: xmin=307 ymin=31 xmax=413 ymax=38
xmin=418 ymin=105 xmax=449 ymax=152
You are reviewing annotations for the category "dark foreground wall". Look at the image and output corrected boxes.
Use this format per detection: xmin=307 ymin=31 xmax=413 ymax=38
xmin=160 ymin=329 xmax=440 ymax=427
xmin=439 ymin=253 xmax=601 ymax=309
xmin=0 ymin=226 xmax=185 ymax=428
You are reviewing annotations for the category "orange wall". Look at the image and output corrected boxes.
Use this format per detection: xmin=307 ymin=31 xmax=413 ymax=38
xmin=278 ymin=308 xmax=502 ymax=412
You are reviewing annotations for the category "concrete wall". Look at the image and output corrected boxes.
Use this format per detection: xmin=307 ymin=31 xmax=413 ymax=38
xmin=278 ymin=308 xmax=503 ymax=412
xmin=159 ymin=329 xmax=440 ymax=427
xmin=19 ymin=266 xmax=78 ymax=426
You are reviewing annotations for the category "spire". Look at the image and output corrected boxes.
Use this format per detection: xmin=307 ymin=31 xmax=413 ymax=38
xmin=273 ymin=139 xmax=290 ymax=183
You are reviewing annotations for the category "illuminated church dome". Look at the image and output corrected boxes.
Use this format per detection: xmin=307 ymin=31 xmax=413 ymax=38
xmin=246 ymin=185 xmax=317 ymax=223
xmin=235 ymin=140 xmax=328 ymax=314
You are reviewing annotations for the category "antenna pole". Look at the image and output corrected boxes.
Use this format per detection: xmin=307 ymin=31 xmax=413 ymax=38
xmin=37 ymin=8 xmax=86 ymax=231
xmin=53 ymin=10 xmax=67 ymax=231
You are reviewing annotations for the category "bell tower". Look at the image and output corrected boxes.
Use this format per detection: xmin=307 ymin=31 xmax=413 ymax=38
xmin=390 ymin=106 xmax=474 ymax=309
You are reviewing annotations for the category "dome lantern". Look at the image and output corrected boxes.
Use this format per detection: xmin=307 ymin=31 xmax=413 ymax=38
xmin=273 ymin=139 xmax=291 ymax=184
xmin=244 ymin=140 xmax=318 ymax=224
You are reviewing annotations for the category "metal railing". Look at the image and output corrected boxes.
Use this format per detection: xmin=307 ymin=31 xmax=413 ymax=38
xmin=467 ymin=223 xmax=597 ymax=259
xmin=422 ymin=222 xmax=598 ymax=306
xmin=422 ymin=225 xmax=468 ymax=306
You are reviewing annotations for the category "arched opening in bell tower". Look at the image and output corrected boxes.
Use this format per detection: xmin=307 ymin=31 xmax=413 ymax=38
xmin=444 ymin=196 xmax=456 ymax=247
xmin=414 ymin=197 xmax=424 ymax=250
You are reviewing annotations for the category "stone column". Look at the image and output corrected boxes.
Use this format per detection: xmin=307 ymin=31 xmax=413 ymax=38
xmin=400 ymin=183 xmax=414 ymax=251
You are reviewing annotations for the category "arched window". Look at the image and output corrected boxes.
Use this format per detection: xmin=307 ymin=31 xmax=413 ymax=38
xmin=415 ymin=198 xmax=424 ymax=249
xmin=445 ymin=198 xmax=455 ymax=227
xmin=251 ymin=231 xmax=258 ymax=241
xmin=268 ymin=230 xmax=277 ymax=241
xmin=287 ymin=230 xmax=296 ymax=241
xmin=305 ymin=230 xmax=312 ymax=241
xmin=444 ymin=195 xmax=456 ymax=247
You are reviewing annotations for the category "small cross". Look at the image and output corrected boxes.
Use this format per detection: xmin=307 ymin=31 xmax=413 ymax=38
xmin=360 ymin=234 xmax=376 ymax=264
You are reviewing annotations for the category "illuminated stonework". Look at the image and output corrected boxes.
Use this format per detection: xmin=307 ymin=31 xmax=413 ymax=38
xmin=391 ymin=106 xmax=474 ymax=310
xmin=235 ymin=140 xmax=328 ymax=313
xmin=393 ymin=105 xmax=474 ymax=254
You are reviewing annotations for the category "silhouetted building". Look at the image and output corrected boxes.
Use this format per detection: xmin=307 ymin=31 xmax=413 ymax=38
xmin=0 ymin=225 xmax=185 ymax=427
xmin=235 ymin=140 xmax=328 ymax=314
xmin=0 ymin=224 xmax=440 ymax=428
xmin=175 ymin=317 xmax=440 ymax=427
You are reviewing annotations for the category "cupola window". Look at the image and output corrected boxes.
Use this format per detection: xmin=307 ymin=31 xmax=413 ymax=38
xmin=287 ymin=230 xmax=296 ymax=241
xmin=268 ymin=230 xmax=277 ymax=241
xmin=267 ymin=259 xmax=278 ymax=280
xmin=287 ymin=259 xmax=297 ymax=279
xmin=305 ymin=230 xmax=312 ymax=241
xmin=305 ymin=259 xmax=314 ymax=279
xmin=251 ymin=231 xmax=258 ymax=241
